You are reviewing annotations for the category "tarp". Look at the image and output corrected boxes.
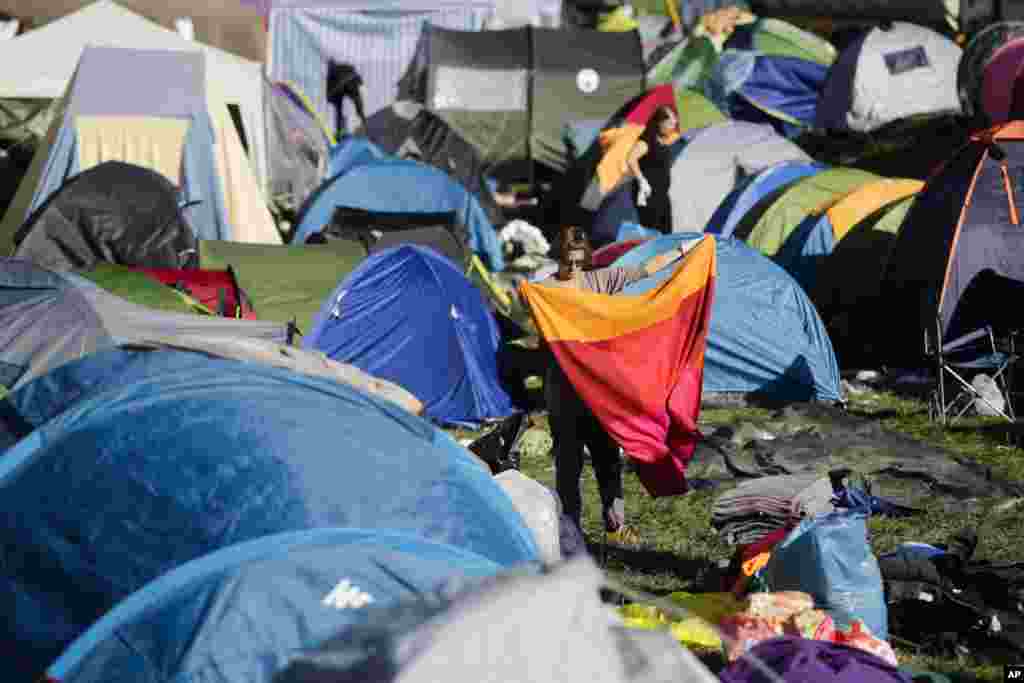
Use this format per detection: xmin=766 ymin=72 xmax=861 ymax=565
xmin=290 ymin=156 xmax=504 ymax=271
xmin=520 ymin=237 xmax=717 ymax=497
xmin=47 ymin=529 xmax=506 ymax=683
xmin=0 ymin=1 xmax=269 ymax=199
xmin=816 ymin=22 xmax=962 ymax=134
xmin=0 ymin=258 xmax=288 ymax=391
xmin=707 ymin=160 xmax=825 ymax=236
xmin=613 ymin=232 xmax=842 ymax=402
xmin=0 ymin=347 xmax=539 ymax=680
xmin=304 ymin=245 xmax=516 ymax=427
xmin=12 ymin=161 xmax=197 ymax=271
xmin=198 ymin=238 xmax=366 ymax=337
xmin=267 ymin=2 xmax=495 ymax=138
xmin=878 ymin=120 xmax=1024 ymax=361
xmin=668 ymin=120 xmax=813 ymax=232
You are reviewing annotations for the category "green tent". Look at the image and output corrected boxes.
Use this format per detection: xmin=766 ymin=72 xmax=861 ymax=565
xmin=198 ymin=239 xmax=366 ymax=338
xmin=649 ymin=35 xmax=720 ymax=89
xmin=675 ymin=87 xmax=728 ymax=132
xmin=731 ymin=18 xmax=837 ymax=65
xmin=740 ymin=167 xmax=879 ymax=256
xmin=79 ymin=263 xmax=210 ymax=316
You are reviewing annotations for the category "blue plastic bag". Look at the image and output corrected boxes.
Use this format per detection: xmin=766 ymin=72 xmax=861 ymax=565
xmin=764 ymin=511 xmax=888 ymax=639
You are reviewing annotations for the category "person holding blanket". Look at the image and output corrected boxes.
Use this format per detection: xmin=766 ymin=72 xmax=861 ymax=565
xmin=538 ymin=227 xmax=691 ymax=546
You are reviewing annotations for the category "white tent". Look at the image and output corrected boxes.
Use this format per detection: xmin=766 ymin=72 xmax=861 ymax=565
xmin=0 ymin=0 xmax=269 ymax=196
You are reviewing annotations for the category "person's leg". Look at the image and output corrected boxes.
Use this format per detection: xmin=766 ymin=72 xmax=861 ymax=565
xmin=582 ymin=409 xmax=626 ymax=531
xmin=546 ymin=361 xmax=587 ymax=532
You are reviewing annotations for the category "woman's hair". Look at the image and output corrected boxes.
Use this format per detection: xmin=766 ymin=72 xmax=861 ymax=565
xmin=646 ymin=105 xmax=676 ymax=134
xmin=558 ymin=225 xmax=593 ymax=268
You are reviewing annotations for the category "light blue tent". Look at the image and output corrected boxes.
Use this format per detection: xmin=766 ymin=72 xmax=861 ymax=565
xmin=0 ymin=347 xmax=537 ymax=680
xmin=303 ymin=245 xmax=515 ymax=427
xmin=2 ymin=47 xmax=232 ymax=245
xmin=706 ymin=160 xmax=826 ymax=237
xmin=327 ymin=134 xmax=386 ymax=179
xmin=48 ymin=528 xmax=507 ymax=683
xmin=613 ymin=231 xmax=842 ymax=402
xmin=290 ymin=156 xmax=504 ymax=271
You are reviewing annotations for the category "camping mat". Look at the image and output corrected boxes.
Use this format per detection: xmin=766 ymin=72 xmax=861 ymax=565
xmin=688 ymin=403 xmax=1023 ymax=513
xmin=79 ymin=263 xmax=208 ymax=316
xmin=198 ymin=239 xmax=366 ymax=338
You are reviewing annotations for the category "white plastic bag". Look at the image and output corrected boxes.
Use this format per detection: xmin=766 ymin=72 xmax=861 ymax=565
xmin=494 ymin=470 xmax=562 ymax=565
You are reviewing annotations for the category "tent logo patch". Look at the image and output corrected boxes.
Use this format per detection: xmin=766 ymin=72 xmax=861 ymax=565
xmin=322 ymin=579 xmax=375 ymax=609
xmin=577 ymin=68 xmax=600 ymax=94
xmin=883 ymin=46 xmax=930 ymax=76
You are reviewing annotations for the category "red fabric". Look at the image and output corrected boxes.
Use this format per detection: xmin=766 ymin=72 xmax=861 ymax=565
xmin=591 ymin=239 xmax=646 ymax=268
xmin=624 ymin=84 xmax=679 ymax=126
xmin=131 ymin=267 xmax=257 ymax=319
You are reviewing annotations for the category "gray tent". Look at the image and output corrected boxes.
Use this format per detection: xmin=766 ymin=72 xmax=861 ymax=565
xmin=276 ymin=557 xmax=720 ymax=683
xmin=0 ymin=258 xmax=288 ymax=391
xmin=815 ymin=22 xmax=962 ymax=134
xmin=669 ymin=121 xmax=812 ymax=233
xmin=399 ymin=24 xmax=645 ymax=174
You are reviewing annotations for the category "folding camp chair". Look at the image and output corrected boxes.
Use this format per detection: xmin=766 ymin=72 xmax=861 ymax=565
xmin=925 ymin=315 xmax=1018 ymax=425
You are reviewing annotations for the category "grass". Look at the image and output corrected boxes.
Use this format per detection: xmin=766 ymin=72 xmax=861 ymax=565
xmin=454 ymin=386 xmax=1024 ymax=682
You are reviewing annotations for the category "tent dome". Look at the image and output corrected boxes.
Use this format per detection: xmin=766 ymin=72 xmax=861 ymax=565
xmin=303 ymin=244 xmax=516 ymax=426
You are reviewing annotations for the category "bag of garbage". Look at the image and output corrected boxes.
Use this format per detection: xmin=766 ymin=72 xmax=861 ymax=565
xmin=495 ymin=470 xmax=561 ymax=565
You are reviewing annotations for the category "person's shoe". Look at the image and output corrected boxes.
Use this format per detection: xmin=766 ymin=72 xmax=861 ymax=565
xmin=605 ymin=523 xmax=644 ymax=548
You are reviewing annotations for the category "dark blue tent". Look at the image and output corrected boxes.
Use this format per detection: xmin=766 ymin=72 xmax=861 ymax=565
xmin=613 ymin=231 xmax=842 ymax=402
xmin=302 ymin=245 xmax=516 ymax=427
xmin=290 ymin=156 xmax=504 ymax=271
xmin=47 ymin=528 xmax=506 ymax=683
xmin=0 ymin=348 xmax=537 ymax=681
xmin=706 ymin=160 xmax=826 ymax=237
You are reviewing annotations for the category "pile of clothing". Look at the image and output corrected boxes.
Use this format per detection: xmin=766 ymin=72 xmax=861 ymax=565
xmin=711 ymin=474 xmax=835 ymax=545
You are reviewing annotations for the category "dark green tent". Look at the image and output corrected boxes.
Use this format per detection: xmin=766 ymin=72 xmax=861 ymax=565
xmin=398 ymin=25 xmax=645 ymax=176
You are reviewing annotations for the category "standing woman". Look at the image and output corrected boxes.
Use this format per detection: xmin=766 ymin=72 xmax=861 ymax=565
xmin=626 ymin=105 xmax=681 ymax=234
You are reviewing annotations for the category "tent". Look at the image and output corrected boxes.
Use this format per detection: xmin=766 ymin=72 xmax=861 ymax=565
xmin=0 ymin=1 xmax=269 ymax=203
xmin=80 ymin=262 xmax=214 ymax=315
xmin=359 ymin=101 xmax=505 ymax=226
xmin=704 ymin=49 xmax=829 ymax=137
xmin=266 ymin=0 xmax=496 ymax=140
xmin=313 ymin=207 xmax=469 ymax=268
xmin=128 ymin=266 xmax=257 ymax=319
xmin=47 ymin=528 xmax=506 ymax=683
xmin=12 ymin=161 xmax=198 ymax=271
xmin=738 ymin=167 xmax=879 ymax=258
xmin=724 ymin=17 xmax=837 ymax=65
xmin=264 ymin=78 xmax=334 ymax=213
xmin=0 ymin=0 xmax=267 ymax=63
xmin=745 ymin=0 xmax=997 ymax=35
xmin=290 ymin=156 xmax=505 ymax=272
xmin=668 ymin=120 xmax=814 ymax=232
xmin=198 ymin=238 xmax=366 ymax=336
xmin=0 ymin=258 xmax=288 ymax=391
xmin=275 ymin=557 xmax=718 ymax=683
xmin=304 ymin=245 xmax=516 ymax=427
xmin=0 ymin=45 xmax=280 ymax=254
xmin=981 ymin=36 xmax=1024 ymax=126
xmin=957 ymin=21 xmax=1024 ymax=124
xmin=326 ymin=134 xmax=387 ymax=179
xmin=612 ymin=232 xmax=842 ymax=402
xmin=815 ymin=22 xmax=963 ymax=134
xmin=879 ymin=120 xmax=1024 ymax=362
xmin=772 ymin=175 xmax=921 ymax=293
xmin=707 ymin=159 xmax=826 ymax=237
xmin=399 ymin=24 xmax=645 ymax=174
xmin=0 ymin=347 xmax=538 ymax=681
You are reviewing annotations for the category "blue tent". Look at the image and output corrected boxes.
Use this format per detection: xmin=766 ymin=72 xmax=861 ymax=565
xmin=48 ymin=528 xmax=506 ymax=683
xmin=303 ymin=245 xmax=515 ymax=427
xmin=613 ymin=232 xmax=842 ymax=402
xmin=290 ymin=156 xmax=504 ymax=271
xmin=0 ymin=348 xmax=537 ymax=680
xmin=706 ymin=50 xmax=829 ymax=139
xmin=327 ymin=134 xmax=386 ymax=179
xmin=706 ymin=160 xmax=826 ymax=237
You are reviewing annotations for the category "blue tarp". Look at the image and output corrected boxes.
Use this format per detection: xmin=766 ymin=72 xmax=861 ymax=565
xmin=48 ymin=528 xmax=506 ymax=683
xmin=303 ymin=245 xmax=515 ymax=427
xmin=0 ymin=348 xmax=537 ymax=680
xmin=290 ymin=156 xmax=504 ymax=271
xmin=707 ymin=160 xmax=826 ymax=237
xmin=613 ymin=231 xmax=842 ymax=402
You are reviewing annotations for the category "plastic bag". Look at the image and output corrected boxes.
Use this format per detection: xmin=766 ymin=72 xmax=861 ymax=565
xmin=764 ymin=511 xmax=888 ymax=639
xmin=618 ymin=592 xmax=744 ymax=651
xmin=494 ymin=471 xmax=561 ymax=565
